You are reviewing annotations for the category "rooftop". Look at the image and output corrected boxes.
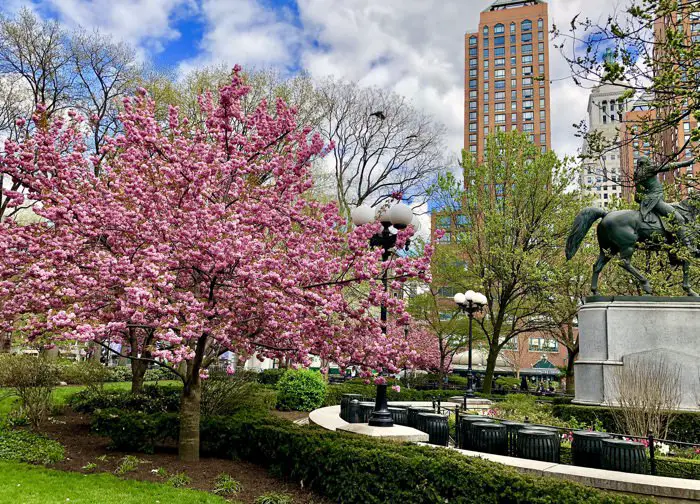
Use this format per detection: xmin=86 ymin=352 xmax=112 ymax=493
xmin=483 ymin=0 xmax=546 ymax=12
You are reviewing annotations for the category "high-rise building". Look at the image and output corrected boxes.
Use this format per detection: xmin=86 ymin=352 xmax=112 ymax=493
xmin=580 ymin=82 xmax=633 ymax=208
xmin=464 ymin=0 xmax=551 ymax=158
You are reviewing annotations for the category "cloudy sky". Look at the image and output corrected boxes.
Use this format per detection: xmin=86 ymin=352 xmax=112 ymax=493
xmin=1 ymin=0 xmax=619 ymax=159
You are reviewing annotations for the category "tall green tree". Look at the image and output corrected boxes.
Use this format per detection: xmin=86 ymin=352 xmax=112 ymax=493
xmin=434 ymin=132 xmax=582 ymax=393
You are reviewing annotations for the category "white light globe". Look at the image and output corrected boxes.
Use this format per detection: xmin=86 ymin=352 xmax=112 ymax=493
xmin=476 ymin=293 xmax=488 ymax=306
xmin=389 ymin=202 xmax=413 ymax=229
xmin=375 ymin=205 xmax=392 ymax=225
xmin=453 ymin=292 xmax=466 ymax=305
xmin=464 ymin=290 xmax=476 ymax=303
xmin=351 ymin=205 xmax=375 ymax=226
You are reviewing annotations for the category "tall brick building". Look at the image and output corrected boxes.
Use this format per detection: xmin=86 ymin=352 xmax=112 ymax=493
xmin=464 ymin=0 xmax=551 ymax=159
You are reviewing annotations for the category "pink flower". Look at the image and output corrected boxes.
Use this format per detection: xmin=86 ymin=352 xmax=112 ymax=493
xmin=391 ymin=385 xmax=401 ymax=393
xmin=226 ymin=365 xmax=236 ymax=375
xmin=374 ymin=376 xmax=387 ymax=385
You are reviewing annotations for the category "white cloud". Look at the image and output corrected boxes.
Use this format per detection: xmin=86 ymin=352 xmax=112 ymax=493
xmin=178 ymin=0 xmax=301 ymax=74
xmin=44 ymin=0 xmax=197 ymax=57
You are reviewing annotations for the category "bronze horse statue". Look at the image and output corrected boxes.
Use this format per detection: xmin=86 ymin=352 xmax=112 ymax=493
xmin=565 ymin=198 xmax=700 ymax=296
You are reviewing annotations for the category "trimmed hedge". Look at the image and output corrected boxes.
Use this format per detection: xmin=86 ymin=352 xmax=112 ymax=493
xmin=276 ymin=369 xmax=327 ymax=411
xmin=552 ymin=404 xmax=700 ymax=444
xmin=92 ymin=411 xmax=649 ymax=503
xmin=656 ymin=456 xmax=700 ymax=480
xmin=258 ymin=369 xmax=287 ymax=387
xmin=92 ymin=410 xmax=179 ymax=453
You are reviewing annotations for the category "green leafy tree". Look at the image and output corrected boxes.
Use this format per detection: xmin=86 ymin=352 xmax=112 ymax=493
xmin=433 ymin=132 xmax=582 ymax=393
xmin=556 ymin=0 xmax=700 ymax=188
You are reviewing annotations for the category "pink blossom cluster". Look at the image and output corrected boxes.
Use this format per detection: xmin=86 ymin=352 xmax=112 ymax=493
xmin=0 ymin=67 xmax=433 ymax=381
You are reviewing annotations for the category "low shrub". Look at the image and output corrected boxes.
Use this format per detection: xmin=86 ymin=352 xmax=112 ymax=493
xmin=58 ymin=360 xmax=110 ymax=390
xmin=258 ymin=369 xmax=286 ymax=387
xmin=254 ymin=492 xmax=294 ymax=504
xmin=69 ymin=385 xmax=181 ymax=415
xmin=0 ymin=427 xmax=64 ymax=464
xmin=104 ymin=366 xmax=132 ymax=383
xmin=0 ymin=354 xmax=58 ymax=428
xmin=144 ymin=367 xmax=177 ymax=382
xmin=276 ymin=369 xmax=326 ymax=412
xmin=201 ymin=372 xmax=276 ymax=416
xmin=656 ymin=456 xmax=700 ymax=480
xmin=495 ymin=377 xmax=521 ymax=390
xmin=552 ymin=404 xmax=700 ymax=443
xmin=92 ymin=409 xmax=179 ymax=453
xmin=213 ymin=474 xmax=243 ymax=496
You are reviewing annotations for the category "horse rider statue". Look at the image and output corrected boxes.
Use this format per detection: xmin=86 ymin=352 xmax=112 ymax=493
xmin=634 ymin=156 xmax=697 ymax=255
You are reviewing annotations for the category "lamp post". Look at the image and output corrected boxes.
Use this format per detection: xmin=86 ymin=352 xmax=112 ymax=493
xmin=351 ymin=201 xmax=414 ymax=427
xmin=453 ymin=290 xmax=487 ymax=407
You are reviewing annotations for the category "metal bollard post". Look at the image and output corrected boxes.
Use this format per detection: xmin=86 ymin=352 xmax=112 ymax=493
xmin=455 ymin=407 xmax=461 ymax=447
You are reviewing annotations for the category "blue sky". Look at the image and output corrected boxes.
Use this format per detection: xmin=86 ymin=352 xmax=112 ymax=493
xmin=0 ymin=0 xmax=620 ymax=159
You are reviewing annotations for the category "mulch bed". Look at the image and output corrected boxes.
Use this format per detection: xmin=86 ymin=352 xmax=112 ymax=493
xmin=41 ymin=411 xmax=328 ymax=504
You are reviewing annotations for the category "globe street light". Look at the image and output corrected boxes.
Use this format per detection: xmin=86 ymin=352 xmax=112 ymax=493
xmin=351 ymin=201 xmax=414 ymax=427
xmin=454 ymin=290 xmax=487 ymax=408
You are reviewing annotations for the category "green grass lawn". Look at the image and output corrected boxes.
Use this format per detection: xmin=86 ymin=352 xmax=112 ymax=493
xmin=0 ymin=381 xmax=181 ymax=418
xmin=0 ymin=461 xmax=225 ymax=503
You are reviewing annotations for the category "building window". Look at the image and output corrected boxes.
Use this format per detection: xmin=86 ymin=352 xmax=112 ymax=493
xmin=511 ymin=113 xmax=517 ymax=122
xmin=469 ymin=90 xmax=477 ymax=99
xmin=523 ymin=77 xmax=533 ymax=86
xmin=523 ymin=88 xmax=533 ymax=98
xmin=495 ymin=69 xmax=505 ymax=78
xmin=523 ymin=66 xmax=533 ymax=76
xmin=538 ymin=53 xmax=544 ymax=62
xmin=484 ymin=82 xmax=489 ymax=91
xmin=510 ymin=22 xmax=516 ymax=33
xmin=470 ymin=58 xmax=477 ymax=67
xmin=470 ymin=36 xmax=477 ymax=46
xmin=523 ymin=123 xmax=534 ymax=131
xmin=510 ymin=34 xmax=516 ymax=44
xmin=469 ymin=101 xmax=477 ymax=110
xmin=470 ymin=69 xmax=478 ymax=78
xmin=523 ymin=100 xmax=534 ymax=109
xmin=484 ymin=115 xmax=489 ymax=124
xmin=469 ymin=112 xmax=477 ymax=121
xmin=511 ymin=90 xmax=517 ymax=99
xmin=484 ymin=70 xmax=490 ymax=80
xmin=484 ymin=59 xmax=490 ymax=68
xmin=537 ymin=18 xmax=544 ymax=29
xmin=484 ymin=92 xmax=489 ymax=102
xmin=538 ymin=30 xmax=544 ymax=41
xmin=495 ymin=23 xmax=505 ymax=34
xmin=540 ymin=133 xmax=546 ymax=143
xmin=495 ymin=47 xmax=505 ymax=57
xmin=483 ymin=48 xmax=489 ymax=58
xmin=523 ymin=111 xmax=534 ymax=121
xmin=483 ymin=25 xmax=489 ymax=36
xmin=538 ymin=42 xmax=544 ymax=52
xmin=510 ymin=45 xmax=517 ymax=55
xmin=469 ymin=47 xmax=478 ymax=57
xmin=495 ymin=114 xmax=506 ymax=124
xmin=495 ymin=102 xmax=505 ymax=111
xmin=495 ymin=91 xmax=505 ymax=100
xmin=539 ymin=64 xmax=545 ymax=74
xmin=437 ymin=216 xmax=452 ymax=228
xmin=521 ymin=19 xmax=532 ymax=32
xmin=522 ymin=33 xmax=532 ymax=43
xmin=539 ymin=110 xmax=545 ymax=119
xmin=510 ymin=56 xmax=516 ymax=66
xmin=483 ymin=37 xmax=489 ymax=48
xmin=539 ymin=87 xmax=545 ymax=97
xmin=456 ymin=215 xmax=470 ymax=227
xmin=484 ymin=104 xmax=489 ymax=113
xmin=522 ymin=55 xmax=533 ymax=64
xmin=495 ymin=58 xmax=505 ymax=66
xmin=469 ymin=134 xmax=477 ymax=143
xmin=511 ymin=67 xmax=517 ymax=76
xmin=469 ymin=123 xmax=477 ymax=132
xmin=539 ymin=98 xmax=545 ymax=107
xmin=494 ymin=36 xmax=505 ymax=46
xmin=522 ymin=44 xmax=533 ymax=54
xmin=469 ymin=79 xmax=477 ymax=89
xmin=511 ymin=101 xmax=517 ymax=110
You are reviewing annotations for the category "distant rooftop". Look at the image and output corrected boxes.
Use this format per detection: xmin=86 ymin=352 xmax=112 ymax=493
xmin=483 ymin=0 xmax=546 ymax=11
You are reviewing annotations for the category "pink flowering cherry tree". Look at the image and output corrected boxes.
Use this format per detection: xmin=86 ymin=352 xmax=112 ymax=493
xmin=0 ymin=67 xmax=433 ymax=461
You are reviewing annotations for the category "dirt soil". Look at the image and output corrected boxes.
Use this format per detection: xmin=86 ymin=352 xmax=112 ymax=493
xmin=41 ymin=411 xmax=329 ymax=504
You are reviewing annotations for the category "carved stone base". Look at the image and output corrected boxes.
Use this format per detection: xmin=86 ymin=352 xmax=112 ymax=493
xmin=575 ymin=297 xmax=700 ymax=411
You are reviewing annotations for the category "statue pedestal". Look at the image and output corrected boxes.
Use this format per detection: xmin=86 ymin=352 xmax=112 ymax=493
xmin=575 ymin=296 xmax=700 ymax=412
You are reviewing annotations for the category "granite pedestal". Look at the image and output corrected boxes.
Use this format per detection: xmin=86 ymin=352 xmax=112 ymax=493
xmin=574 ymin=297 xmax=700 ymax=411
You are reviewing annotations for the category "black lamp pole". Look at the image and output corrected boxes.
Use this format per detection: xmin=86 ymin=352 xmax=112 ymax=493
xmin=455 ymin=295 xmax=484 ymax=408
xmin=367 ymin=223 xmax=397 ymax=427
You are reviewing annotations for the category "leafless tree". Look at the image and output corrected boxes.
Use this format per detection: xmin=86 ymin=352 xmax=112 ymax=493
xmin=0 ymin=8 xmax=73 ymax=125
xmin=69 ymin=29 xmax=140 ymax=169
xmin=607 ymin=355 xmax=682 ymax=438
xmin=316 ymin=78 xmax=447 ymax=218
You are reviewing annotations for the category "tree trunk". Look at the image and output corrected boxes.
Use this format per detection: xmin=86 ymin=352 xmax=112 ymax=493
xmin=178 ymin=376 xmax=201 ymax=462
xmin=565 ymin=346 xmax=578 ymax=395
xmin=131 ymin=360 xmax=148 ymax=394
xmin=0 ymin=333 xmax=10 ymax=353
xmin=481 ymin=347 xmax=500 ymax=394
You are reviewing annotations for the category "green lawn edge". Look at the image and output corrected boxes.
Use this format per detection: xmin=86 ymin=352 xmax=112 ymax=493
xmin=0 ymin=461 xmax=226 ymax=504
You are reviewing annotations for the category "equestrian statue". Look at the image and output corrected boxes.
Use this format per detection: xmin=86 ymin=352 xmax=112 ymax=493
xmin=566 ymin=156 xmax=699 ymax=296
